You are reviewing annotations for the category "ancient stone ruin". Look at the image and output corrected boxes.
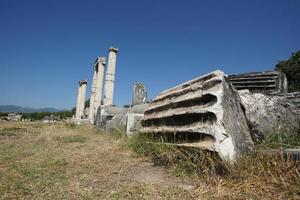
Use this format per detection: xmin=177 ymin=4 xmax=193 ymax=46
xmin=73 ymin=47 xmax=299 ymax=162
xmin=238 ymin=90 xmax=299 ymax=138
xmin=228 ymin=71 xmax=288 ymax=93
xmin=88 ymin=57 xmax=106 ymax=124
xmin=103 ymin=47 xmax=118 ymax=106
xmin=95 ymin=89 xmax=149 ymax=135
xmin=228 ymin=71 xmax=299 ymax=140
xmin=132 ymin=83 xmax=147 ymax=106
xmin=75 ymin=80 xmax=87 ymax=120
xmin=141 ymin=70 xmax=254 ymax=161
xmin=278 ymin=92 xmax=300 ymax=112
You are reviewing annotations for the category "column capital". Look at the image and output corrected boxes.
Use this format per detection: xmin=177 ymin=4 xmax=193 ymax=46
xmin=79 ymin=80 xmax=87 ymax=86
xmin=109 ymin=47 xmax=118 ymax=53
xmin=95 ymin=57 xmax=106 ymax=65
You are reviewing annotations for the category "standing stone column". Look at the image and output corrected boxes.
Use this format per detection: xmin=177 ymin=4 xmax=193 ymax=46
xmin=75 ymin=80 xmax=87 ymax=120
xmin=89 ymin=57 xmax=106 ymax=124
xmin=104 ymin=47 xmax=118 ymax=106
xmin=88 ymin=66 xmax=97 ymax=122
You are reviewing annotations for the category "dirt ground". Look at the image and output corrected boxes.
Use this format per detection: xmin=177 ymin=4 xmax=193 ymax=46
xmin=0 ymin=122 xmax=299 ymax=200
xmin=0 ymin=122 xmax=198 ymax=199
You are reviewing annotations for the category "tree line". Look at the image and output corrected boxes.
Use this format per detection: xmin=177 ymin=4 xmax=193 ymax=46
xmin=275 ymin=50 xmax=300 ymax=92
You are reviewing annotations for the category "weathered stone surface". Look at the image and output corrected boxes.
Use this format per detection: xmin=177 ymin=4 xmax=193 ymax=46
xmin=141 ymin=70 xmax=254 ymax=162
xmin=132 ymin=83 xmax=147 ymax=106
xmin=278 ymin=92 xmax=300 ymax=113
xmin=95 ymin=103 xmax=149 ymax=135
xmin=106 ymin=114 xmax=127 ymax=132
xmin=96 ymin=105 xmax=128 ymax=129
xmin=126 ymin=113 xmax=144 ymax=135
xmin=228 ymin=71 xmax=288 ymax=93
xmin=89 ymin=57 xmax=106 ymax=124
xmin=75 ymin=80 xmax=87 ymax=120
xmin=104 ymin=47 xmax=118 ymax=106
xmin=239 ymin=90 xmax=299 ymax=136
xmin=129 ymin=103 xmax=149 ymax=114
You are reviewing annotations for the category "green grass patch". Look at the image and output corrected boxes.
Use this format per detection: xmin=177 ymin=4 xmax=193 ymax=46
xmin=260 ymin=131 xmax=300 ymax=148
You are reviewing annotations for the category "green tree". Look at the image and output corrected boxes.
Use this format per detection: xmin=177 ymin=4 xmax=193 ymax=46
xmin=275 ymin=50 xmax=300 ymax=92
xmin=85 ymin=99 xmax=90 ymax=108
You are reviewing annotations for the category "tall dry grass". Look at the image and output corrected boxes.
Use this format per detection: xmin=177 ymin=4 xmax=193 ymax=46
xmin=127 ymin=132 xmax=300 ymax=199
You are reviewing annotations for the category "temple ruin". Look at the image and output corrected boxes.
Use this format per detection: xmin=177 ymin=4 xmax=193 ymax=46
xmin=73 ymin=47 xmax=299 ymax=162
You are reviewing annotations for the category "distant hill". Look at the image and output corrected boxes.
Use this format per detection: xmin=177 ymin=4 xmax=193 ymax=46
xmin=0 ymin=105 xmax=62 ymax=113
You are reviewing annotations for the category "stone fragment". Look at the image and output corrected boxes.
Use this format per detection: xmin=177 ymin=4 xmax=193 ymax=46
xmin=132 ymin=83 xmax=147 ymax=106
xmin=278 ymin=92 xmax=300 ymax=113
xmin=106 ymin=114 xmax=127 ymax=132
xmin=96 ymin=105 xmax=128 ymax=129
xmin=228 ymin=71 xmax=288 ymax=93
xmin=126 ymin=113 xmax=144 ymax=136
xmin=141 ymin=70 xmax=254 ymax=162
xmin=95 ymin=103 xmax=149 ymax=135
xmin=239 ymin=90 xmax=299 ymax=136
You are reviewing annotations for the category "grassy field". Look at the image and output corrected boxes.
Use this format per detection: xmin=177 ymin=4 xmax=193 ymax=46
xmin=0 ymin=122 xmax=299 ymax=199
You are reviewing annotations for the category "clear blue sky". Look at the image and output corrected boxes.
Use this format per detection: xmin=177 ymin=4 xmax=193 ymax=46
xmin=0 ymin=0 xmax=299 ymax=109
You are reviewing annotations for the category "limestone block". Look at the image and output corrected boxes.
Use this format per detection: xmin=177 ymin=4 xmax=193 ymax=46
xmin=95 ymin=105 xmax=128 ymax=129
xmin=106 ymin=114 xmax=127 ymax=132
xmin=126 ymin=113 xmax=144 ymax=136
xmin=239 ymin=90 xmax=299 ymax=136
xmin=141 ymin=70 xmax=254 ymax=162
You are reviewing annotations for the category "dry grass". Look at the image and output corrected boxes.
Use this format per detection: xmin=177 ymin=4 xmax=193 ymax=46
xmin=0 ymin=122 xmax=193 ymax=199
xmin=0 ymin=122 xmax=299 ymax=199
xmin=128 ymin=132 xmax=300 ymax=199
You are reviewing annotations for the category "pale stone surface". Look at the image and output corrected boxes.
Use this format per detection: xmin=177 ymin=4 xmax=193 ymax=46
xmin=104 ymin=47 xmax=118 ymax=106
xmin=141 ymin=70 xmax=254 ymax=162
xmin=128 ymin=103 xmax=149 ymax=114
xmin=126 ymin=113 xmax=144 ymax=135
xmin=239 ymin=89 xmax=299 ymax=136
xmin=228 ymin=71 xmax=288 ymax=93
xmin=75 ymin=80 xmax=87 ymax=120
xmin=96 ymin=105 xmax=128 ymax=129
xmin=89 ymin=57 xmax=106 ymax=124
xmin=96 ymin=104 xmax=149 ymax=135
xmin=106 ymin=114 xmax=127 ymax=132
xmin=132 ymin=83 xmax=147 ymax=106
xmin=278 ymin=92 xmax=300 ymax=113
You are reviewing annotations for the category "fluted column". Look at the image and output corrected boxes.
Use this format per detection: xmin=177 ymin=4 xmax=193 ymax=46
xmin=103 ymin=47 xmax=118 ymax=106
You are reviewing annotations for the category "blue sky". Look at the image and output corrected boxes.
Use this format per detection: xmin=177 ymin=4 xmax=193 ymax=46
xmin=0 ymin=0 xmax=299 ymax=109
